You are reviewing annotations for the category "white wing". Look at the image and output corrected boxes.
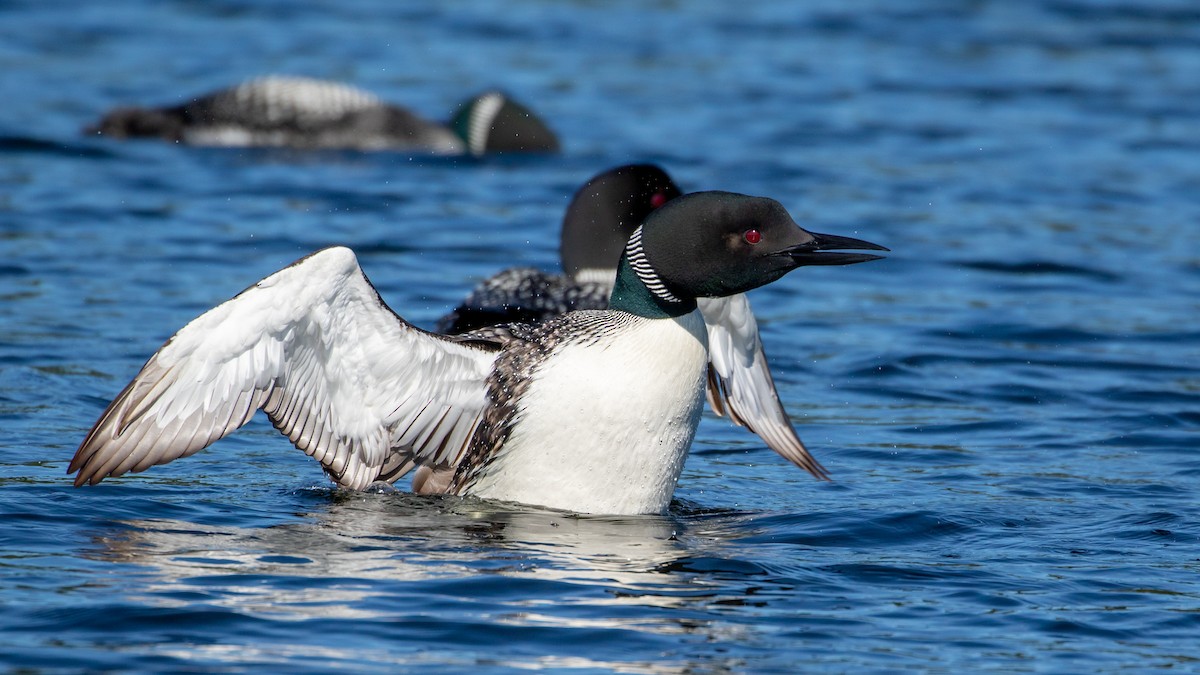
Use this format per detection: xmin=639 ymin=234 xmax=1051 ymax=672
xmin=698 ymin=294 xmax=829 ymax=480
xmin=70 ymin=247 xmax=498 ymax=490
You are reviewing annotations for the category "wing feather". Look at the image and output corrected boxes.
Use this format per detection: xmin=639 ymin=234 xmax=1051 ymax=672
xmin=70 ymin=247 xmax=498 ymax=490
xmin=698 ymin=295 xmax=830 ymax=480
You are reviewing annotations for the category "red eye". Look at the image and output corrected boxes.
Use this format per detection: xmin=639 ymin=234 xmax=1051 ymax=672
xmin=743 ymin=229 xmax=762 ymax=244
xmin=650 ymin=191 xmax=668 ymax=209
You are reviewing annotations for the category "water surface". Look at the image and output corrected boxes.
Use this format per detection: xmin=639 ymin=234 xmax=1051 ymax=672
xmin=2 ymin=0 xmax=1198 ymax=671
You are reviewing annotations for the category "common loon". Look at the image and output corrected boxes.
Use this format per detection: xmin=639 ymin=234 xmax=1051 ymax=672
xmin=68 ymin=192 xmax=886 ymax=515
xmin=85 ymin=76 xmax=559 ymax=155
xmin=438 ymin=164 xmax=833 ymax=484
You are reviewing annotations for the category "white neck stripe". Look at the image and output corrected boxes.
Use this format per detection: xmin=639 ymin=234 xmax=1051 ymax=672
xmin=625 ymin=225 xmax=682 ymax=304
xmin=468 ymin=93 xmax=504 ymax=156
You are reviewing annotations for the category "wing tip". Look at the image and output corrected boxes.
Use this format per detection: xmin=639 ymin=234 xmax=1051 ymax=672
xmin=808 ymin=460 xmax=832 ymax=482
xmin=67 ymin=441 xmax=98 ymax=486
xmin=788 ymin=442 xmax=832 ymax=482
xmin=69 ymin=464 xmax=104 ymax=487
xmin=68 ymin=452 xmax=115 ymax=487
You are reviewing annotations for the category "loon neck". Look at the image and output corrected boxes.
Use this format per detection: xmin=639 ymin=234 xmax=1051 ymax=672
xmin=609 ymin=257 xmax=696 ymax=319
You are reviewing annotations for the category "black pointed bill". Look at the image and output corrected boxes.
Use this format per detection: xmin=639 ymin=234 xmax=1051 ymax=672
xmin=778 ymin=231 xmax=889 ymax=266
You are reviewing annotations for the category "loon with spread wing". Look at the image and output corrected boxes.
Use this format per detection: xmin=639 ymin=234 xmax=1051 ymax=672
xmin=70 ymin=191 xmax=886 ymax=514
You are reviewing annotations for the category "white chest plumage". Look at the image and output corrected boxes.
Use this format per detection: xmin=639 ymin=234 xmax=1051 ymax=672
xmin=468 ymin=310 xmax=710 ymax=515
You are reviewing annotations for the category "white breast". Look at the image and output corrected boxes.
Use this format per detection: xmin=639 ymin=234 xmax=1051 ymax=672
xmin=467 ymin=310 xmax=710 ymax=515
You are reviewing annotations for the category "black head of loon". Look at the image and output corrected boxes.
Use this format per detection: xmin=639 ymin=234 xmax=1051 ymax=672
xmin=448 ymin=90 xmax=560 ymax=156
xmin=610 ymin=191 xmax=888 ymax=317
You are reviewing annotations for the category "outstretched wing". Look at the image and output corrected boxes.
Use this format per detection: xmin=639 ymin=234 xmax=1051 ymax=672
xmin=698 ymin=294 xmax=830 ymax=480
xmin=70 ymin=247 xmax=498 ymax=490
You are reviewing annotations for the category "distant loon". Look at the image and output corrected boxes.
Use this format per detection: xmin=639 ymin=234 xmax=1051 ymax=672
xmin=68 ymin=192 xmax=886 ymax=515
xmin=437 ymin=164 xmax=833 ymax=485
xmin=85 ymin=75 xmax=560 ymax=155
xmin=437 ymin=164 xmax=682 ymax=334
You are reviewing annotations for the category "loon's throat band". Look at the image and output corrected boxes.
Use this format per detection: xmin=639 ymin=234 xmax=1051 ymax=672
xmin=625 ymin=225 xmax=682 ymax=304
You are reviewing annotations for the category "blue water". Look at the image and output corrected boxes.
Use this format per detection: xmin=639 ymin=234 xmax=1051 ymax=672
xmin=3 ymin=0 xmax=1199 ymax=671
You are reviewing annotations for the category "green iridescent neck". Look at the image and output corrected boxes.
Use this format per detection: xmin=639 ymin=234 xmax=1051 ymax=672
xmin=608 ymin=257 xmax=696 ymax=319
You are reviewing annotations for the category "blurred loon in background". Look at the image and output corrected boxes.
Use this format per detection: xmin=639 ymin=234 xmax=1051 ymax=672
xmin=437 ymin=164 xmax=683 ymax=334
xmin=85 ymin=75 xmax=559 ymax=155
